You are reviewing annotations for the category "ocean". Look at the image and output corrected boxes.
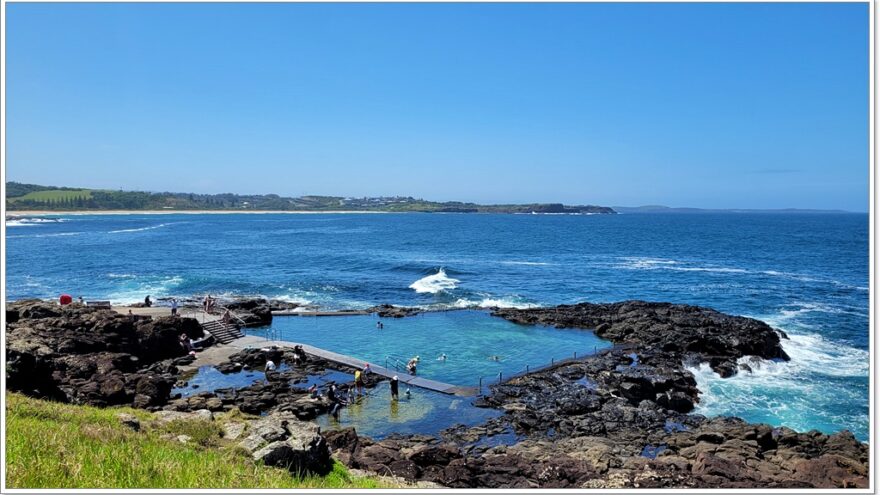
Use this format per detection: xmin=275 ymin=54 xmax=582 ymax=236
xmin=5 ymin=212 xmax=869 ymax=440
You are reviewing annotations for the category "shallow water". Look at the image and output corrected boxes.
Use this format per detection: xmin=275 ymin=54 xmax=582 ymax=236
xmin=172 ymin=366 xmax=266 ymax=397
xmin=316 ymin=381 xmax=502 ymax=440
xmin=5 ymin=212 xmax=869 ymax=439
xmin=248 ymin=311 xmax=611 ymax=387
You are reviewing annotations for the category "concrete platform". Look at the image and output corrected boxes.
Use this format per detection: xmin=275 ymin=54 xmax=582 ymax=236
xmin=182 ymin=335 xmax=476 ymax=396
xmin=271 ymin=310 xmax=372 ymax=317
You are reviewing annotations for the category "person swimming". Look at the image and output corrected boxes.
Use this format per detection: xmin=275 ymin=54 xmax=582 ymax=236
xmin=437 ymin=353 xmax=447 ymax=361
xmin=489 ymin=355 xmax=501 ymax=361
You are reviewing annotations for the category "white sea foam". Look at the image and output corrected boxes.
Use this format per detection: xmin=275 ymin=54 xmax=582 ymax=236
xmin=6 ymin=218 xmax=68 ymax=227
xmin=106 ymin=275 xmax=184 ymax=305
xmin=107 ymin=273 xmax=138 ymax=279
xmin=409 ymin=268 xmax=460 ymax=294
xmin=615 ymin=257 xmax=864 ymax=290
xmin=451 ymin=297 xmax=539 ymax=309
xmin=617 ymin=257 xmax=680 ymax=269
xmin=10 ymin=231 xmax=83 ymax=238
xmin=686 ymin=327 xmax=869 ymax=436
xmin=108 ymin=223 xmax=170 ymax=234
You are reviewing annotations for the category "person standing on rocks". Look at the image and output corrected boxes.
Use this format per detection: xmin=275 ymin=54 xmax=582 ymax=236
xmin=171 ymin=298 xmax=178 ymax=316
xmin=390 ymin=375 xmax=399 ymax=400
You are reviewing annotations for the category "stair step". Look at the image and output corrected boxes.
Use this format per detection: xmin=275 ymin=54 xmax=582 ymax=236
xmin=199 ymin=319 xmax=243 ymax=344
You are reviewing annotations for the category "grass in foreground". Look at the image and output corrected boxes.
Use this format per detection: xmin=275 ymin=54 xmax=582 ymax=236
xmin=5 ymin=393 xmax=392 ymax=489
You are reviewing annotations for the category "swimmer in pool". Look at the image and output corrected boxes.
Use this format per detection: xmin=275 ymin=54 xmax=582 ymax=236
xmin=437 ymin=353 xmax=447 ymax=361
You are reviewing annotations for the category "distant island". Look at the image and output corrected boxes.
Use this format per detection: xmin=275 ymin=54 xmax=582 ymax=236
xmin=613 ymin=205 xmax=856 ymax=214
xmin=4 ymin=182 xmax=616 ymax=214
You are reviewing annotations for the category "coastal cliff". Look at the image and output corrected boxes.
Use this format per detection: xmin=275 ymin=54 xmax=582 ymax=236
xmin=5 ymin=299 xmax=868 ymax=488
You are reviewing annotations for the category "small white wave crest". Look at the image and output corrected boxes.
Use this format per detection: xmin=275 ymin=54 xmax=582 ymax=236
xmin=409 ymin=268 xmax=460 ymax=294
xmin=6 ymin=217 xmax=68 ymax=227
xmin=108 ymin=223 xmax=170 ymax=234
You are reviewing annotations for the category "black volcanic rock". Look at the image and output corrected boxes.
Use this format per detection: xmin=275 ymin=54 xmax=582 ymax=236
xmin=6 ymin=300 xmax=199 ymax=407
xmin=492 ymin=300 xmax=788 ymax=377
xmin=367 ymin=304 xmax=422 ymax=318
xmin=225 ymin=298 xmax=273 ymax=326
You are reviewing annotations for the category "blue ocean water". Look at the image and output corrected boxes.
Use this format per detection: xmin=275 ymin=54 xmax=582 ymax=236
xmin=5 ymin=212 xmax=869 ymax=440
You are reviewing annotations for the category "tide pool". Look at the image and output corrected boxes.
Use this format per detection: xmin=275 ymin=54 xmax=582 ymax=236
xmin=246 ymin=310 xmax=611 ymax=387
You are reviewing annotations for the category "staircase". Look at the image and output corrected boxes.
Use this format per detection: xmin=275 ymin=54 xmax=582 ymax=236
xmin=201 ymin=320 xmax=243 ymax=344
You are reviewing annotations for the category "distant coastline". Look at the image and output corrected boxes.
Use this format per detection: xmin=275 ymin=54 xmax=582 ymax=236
xmin=6 ymin=210 xmax=393 ymax=216
xmin=5 ymin=181 xmax=616 ymax=215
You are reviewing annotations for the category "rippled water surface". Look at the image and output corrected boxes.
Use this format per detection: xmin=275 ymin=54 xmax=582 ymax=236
xmin=6 ymin=212 xmax=869 ymax=439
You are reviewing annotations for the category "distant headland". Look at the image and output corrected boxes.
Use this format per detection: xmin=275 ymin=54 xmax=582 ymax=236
xmin=4 ymin=182 xmax=615 ymax=214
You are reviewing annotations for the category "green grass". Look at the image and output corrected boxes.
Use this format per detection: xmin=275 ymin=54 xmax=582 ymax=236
xmin=5 ymin=393 xmax=394 ymax=489
xmin=9 ymin=189 xmax=93 ymax=202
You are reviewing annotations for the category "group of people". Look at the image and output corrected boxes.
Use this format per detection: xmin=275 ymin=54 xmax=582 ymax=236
xmin=322 ymin=361 xmax=416 ymax=420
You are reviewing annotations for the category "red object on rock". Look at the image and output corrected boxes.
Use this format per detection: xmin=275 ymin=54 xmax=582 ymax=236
xmin=59 ymin=294 xmax=73 ymax=305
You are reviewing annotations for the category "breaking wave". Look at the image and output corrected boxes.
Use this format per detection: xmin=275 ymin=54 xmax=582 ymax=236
xmin=409 ymin=268 xmax=460 ymax=294
xmin=686 ymin=328 xmax=869 ymax=439
xmin=451 ymin=296 xmax=539 ymax=310
xmin=5 ymin=217 xmax=68 ymax=227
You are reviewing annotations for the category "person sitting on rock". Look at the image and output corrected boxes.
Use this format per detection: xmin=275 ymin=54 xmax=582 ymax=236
xmin=221 ymin=309 xmax=232 ymax=324
xmin=265 ymin=359 xmax=276 ymax=372
xmin=307 ymin=384 xmax=319 ymax=399
xmin=179 ymin=333 xmax=193 ymax=353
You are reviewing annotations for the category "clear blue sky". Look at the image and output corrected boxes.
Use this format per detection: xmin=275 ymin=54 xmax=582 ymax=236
xmin=6 ymin=3 xmax=869 ymax=210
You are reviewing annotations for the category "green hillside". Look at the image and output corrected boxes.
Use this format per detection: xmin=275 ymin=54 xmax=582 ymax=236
xmin=12 ymin=189 xmax=93 ymax=202
xmin=4 ymin=181 xmax=616 ymax=214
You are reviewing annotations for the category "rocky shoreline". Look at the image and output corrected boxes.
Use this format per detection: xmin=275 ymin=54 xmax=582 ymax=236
xmin=5 ymin=298 xmax=868 ymax=488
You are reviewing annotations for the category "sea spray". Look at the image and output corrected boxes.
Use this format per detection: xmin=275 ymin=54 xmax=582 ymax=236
xmin=409 ymin=268 xmax=460 ymax=294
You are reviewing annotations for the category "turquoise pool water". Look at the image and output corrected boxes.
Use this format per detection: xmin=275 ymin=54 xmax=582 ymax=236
xmin=246 ymin=310 xmax=611 ymax=387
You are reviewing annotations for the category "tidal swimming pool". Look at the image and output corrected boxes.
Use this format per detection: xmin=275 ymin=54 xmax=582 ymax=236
xmin=246 ymin=310 xmax=611 ymax=387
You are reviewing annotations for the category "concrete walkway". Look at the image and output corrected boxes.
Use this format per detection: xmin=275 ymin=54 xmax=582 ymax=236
xmin=182 ymin=335 xmax=476 ymax=396
xmin=271 ymin=310 xmax=372 ymax=316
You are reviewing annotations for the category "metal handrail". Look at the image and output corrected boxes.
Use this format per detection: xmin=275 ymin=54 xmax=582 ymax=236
xmin=214 ymin=304 xmax=249 ymax=326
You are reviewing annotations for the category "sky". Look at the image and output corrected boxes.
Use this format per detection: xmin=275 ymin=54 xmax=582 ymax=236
xmin=5 ymin=3 xmax=870 ymax=210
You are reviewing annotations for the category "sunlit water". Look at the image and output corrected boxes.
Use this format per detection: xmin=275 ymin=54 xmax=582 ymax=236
xmin=5 ymin=212 xmax=868 ymax=439
xmin=248 ymin=311 xmax=611 ymax=387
